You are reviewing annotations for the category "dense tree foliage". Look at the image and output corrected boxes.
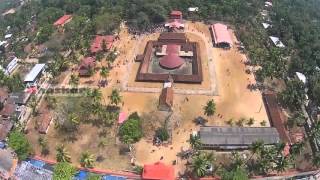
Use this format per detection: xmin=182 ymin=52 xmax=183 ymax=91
xmin=8 ymin=130 xmax=32 ymax=160
xmin=53 ymin=162 xmax=76 ymax=180
xmin=119 ymin=112 xmax=143 ymax=144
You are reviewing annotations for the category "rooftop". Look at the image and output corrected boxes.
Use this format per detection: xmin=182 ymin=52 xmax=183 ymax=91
xmin=53 ymin=15 xmax=72 ymax=26
xmin=211 ymin=23 xmax=233 ymax=46
xmin=14 ymin=161 xmax=53 ymax=180
xmin=90 ymin=35 xmax=114 ymax=53
xmin=142 ymin=162 xmax=175 ymax=180
xmin=199 ymin=126 xmax=280 ymax=149
xmin=24 ymin=64 xmax=45 ymax=82
xmin=269 ymin=36 xmax=285 ymax=48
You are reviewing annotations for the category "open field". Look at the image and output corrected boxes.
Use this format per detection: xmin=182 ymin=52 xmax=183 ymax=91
xmin=26 ymin=22 xmax=269 ymax=174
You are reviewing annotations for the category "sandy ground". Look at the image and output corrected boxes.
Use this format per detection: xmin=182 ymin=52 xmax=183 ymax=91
xmin=26 ymin=22 xmax=269 ymax=173
xmin=132 ymin=22 xmax=269 ymax=175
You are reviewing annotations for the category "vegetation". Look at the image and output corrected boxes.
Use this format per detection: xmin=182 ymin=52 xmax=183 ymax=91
xmin=204 ymin=99 xmax=216 ymax=116
xmin=80 ymin=151 xmax=95 ymax=168
xmin=190 ymin=152 xmax=215 ymax=178
xmin=155 ymin=127 xmax=169 ymax=141
xmin=8 ymin=130 xmax=32 ymax=160
xmin=38 ymin=136 xmax=50 ymax=156
xmin=56 ymin=144 xmax=71 ymax=163
xmin=188 ymin=134 xmax=202 ymax=150
xmin=53 ymin=162 xmax=76 ymax=180
xmin=119 ymin=112 xmax=143 ymax=144
xmin=109 ymin=89 xmax=122 ymax=106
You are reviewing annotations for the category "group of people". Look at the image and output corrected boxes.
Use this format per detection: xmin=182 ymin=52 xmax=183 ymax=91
xmin=128 ymin=23 xmax=167 ymax=35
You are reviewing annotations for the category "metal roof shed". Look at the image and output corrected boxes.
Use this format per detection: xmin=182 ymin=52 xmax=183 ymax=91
xmin=24 ymin=64 xmax=45 ymax=82
xmin=199 ymin=126 xmax=280 ymax=150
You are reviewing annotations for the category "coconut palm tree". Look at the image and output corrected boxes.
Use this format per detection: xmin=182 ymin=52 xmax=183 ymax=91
xmin=69 ymin=74 xmax=79 ymax=87
xmin=290 ymin=142 xmax=304 ymax=156
xmin=109 ymin=89 xmax=122 ymax=106
xmin=68 ymin=113 xmax=80 ymax=125
xmin=274 ymin=155 xmax=291 ymax=173
xmin=203 ymin=99 xmax=216 ymax=116
xmin=248 ymin=140 xmax=264 ymax=161
xmin=80 ymin=151 xmax=95 ymax=168
xmin=56 ymin=144 xmax=71 ymax=162
xmin=188 ymin=134 xmax=202 ymax=150
xmin=100 ymin=66 xmax=109 ymax=80
xmin=191 ymin=152 xmax=214 ymax=178
xmin=86 ymin=89 xmax=102 ymax=103
xmin=313 ymin=153 xmax=320 ymax=167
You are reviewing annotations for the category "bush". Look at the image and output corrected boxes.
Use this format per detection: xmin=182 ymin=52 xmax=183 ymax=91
xmin=53 ymin=162 xmax=76 ymax=180
xmin=8 ymin=130 xmax=32 ymax=160
xmin=119 ymin=113 xmax=143 ymax=144
xmin=155 ymin=127 xmax=169 ymax=141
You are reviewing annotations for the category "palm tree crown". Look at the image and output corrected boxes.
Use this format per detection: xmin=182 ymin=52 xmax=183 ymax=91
xmin=80 ymin=151 xmax=95 ymax=168
xmin=109 ymin=89 xmax=122 ymax=106
xmin=56 ymin=144 xmax=71 ymax=163
xmin=204 ymin=99 xmax=216 ymax=116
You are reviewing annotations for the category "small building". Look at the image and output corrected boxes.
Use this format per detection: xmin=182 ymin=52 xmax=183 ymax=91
xmin=78 ymin=57 xmax=96 ymax=76
xmin=53 ymin=15 xmax=72 ymax=27
xmin=269 ymin=36 xmax=285 ymax=48
xmin=142 ymin=162 xmax=175 ymax=180
xmin=265 ymin=1 xmax=273 ymax=7
xmin=199 ymin=126 xmax=280 ymax=150
xmin=210 ymin=23 xmax=232 ymax=48
xmin=9 ymin=92 xmax=31 ymax=106
xmin=1 ymin=56 xmax=19 ymax=75
xmin=169 ymin=10 xmax=182 ymax=20
xmin=90 ymin=35 xmax=114 ymax=54
xmin=24 ymin=64 xmax=46 ymax=87
xmin=158 ymin=87 xmax=173 ymax=111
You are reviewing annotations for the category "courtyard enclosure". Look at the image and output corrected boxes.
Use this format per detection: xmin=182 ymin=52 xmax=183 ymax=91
xmin=136 ymin=32 xmax=202 ymax=83
xmin=199 ymin=126 xmax=280 ymax=150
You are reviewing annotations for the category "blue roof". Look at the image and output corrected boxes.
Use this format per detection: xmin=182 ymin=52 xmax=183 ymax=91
xmin=24 ymin=64 xmax=45 ymax=82
xmin=102 ymin=175 xmax=126 ymax=180
xmin=28 ymin=159 xmax=46 ymax=168
xmin=74 ymin=170 xmax=88 ymax=180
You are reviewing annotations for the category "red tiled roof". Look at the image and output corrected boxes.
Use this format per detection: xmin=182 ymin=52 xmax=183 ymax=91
xmin=160 ymin=44 xmax=184 ymax=69
xmin=170 ymin=10 xmax=182 ymax=16
xmin=211 ymin=23 xmax=232 ymax=45
xmin=53 ymin=15 xmax=72 ymax=26
xmin=142 ymin=162 xmax=175 ymax=180
xmin=263 ymin=92 xmax=291 ymax=143
xmin=90 ymin=35 xmax=114 ymax=53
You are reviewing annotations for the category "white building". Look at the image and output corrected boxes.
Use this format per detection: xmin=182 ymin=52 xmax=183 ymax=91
xmin=24 ymin=64 xmax=46 ymax=87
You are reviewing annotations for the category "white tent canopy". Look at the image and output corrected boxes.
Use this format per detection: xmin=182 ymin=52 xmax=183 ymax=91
xmin=295 ymin=72 xmax=307 ymax=84
xmin=270 ymin=36 xmax=285 ymax=48
xmin=188 ymin=7 xmax=199 ymax=12
xmin=262 ymin=23 xmax=271 ymax=29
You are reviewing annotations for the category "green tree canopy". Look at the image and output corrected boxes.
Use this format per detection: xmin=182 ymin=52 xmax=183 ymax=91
xmin=53 ymin=162 xmax=76 ymax=180
xmin=119 ymin=113 xmax=143 ymax=144
xmin=8 ymin=130 xmax=32 ymax=160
